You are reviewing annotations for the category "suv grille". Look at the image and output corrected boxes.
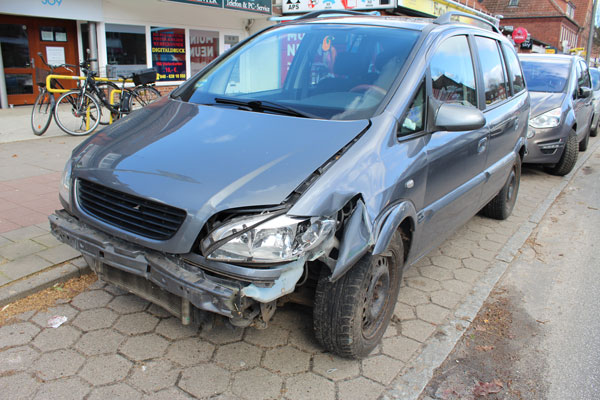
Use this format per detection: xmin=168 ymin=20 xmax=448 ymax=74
xmin=77 ymin=179 xmax=186 ymax=240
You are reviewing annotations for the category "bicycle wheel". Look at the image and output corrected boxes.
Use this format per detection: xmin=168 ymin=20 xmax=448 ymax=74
xmin=95 ymin=81 xmax=120 ymax=125
xmin=31 ymin=89 xmax=54 ymax=135
xmin=129 ymin=86 xmax=161 ymax=111
xmin=53 ymin=90 xmax=101 ymax=136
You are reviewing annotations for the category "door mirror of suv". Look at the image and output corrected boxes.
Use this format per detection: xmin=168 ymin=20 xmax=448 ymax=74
xmin=433 ymin=102 xmax=486 ymax=131
xmin=579 ymin=87 xmax=592 ymax=98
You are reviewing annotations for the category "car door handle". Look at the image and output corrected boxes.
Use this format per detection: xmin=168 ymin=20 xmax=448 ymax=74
xmin=478 ymin=137 xmax=488 ymax=153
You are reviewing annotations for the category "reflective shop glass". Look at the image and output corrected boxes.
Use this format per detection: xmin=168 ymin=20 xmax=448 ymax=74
xmin=475 ymin=36 xmax=508 ymax=105
xmin=502 ymin=43 xmax=525 ymax=94
xmin=106 ymin=24 xmax=147 ymax=66
xmin=0 ymin=24 xmax=30 ymax=68
xmin=176 ymin=24 xmax=420 ymax=120
xmin=430 ymin=35 xmax=477 ymax=107
xmin=520 ymin=58 xmax=570 ymax=93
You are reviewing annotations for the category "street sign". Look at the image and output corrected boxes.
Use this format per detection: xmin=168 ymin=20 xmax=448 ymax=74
xmin=512 ymin=26 xmax=528 ymax=44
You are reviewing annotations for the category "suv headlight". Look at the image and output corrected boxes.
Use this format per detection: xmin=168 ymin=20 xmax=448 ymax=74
xmin=529 ymin=108 xmax=561 ymax=129
xmin=203 ymin=213 xmax=336 ymax=263
xmin=59 ymin=160 xmax=72 ymax=205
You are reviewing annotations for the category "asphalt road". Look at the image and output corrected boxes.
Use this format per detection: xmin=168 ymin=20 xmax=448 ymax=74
xmin=422 ymin=146 xmax=600 ymax=399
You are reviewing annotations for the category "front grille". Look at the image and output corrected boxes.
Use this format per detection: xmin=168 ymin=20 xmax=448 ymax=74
xmin=77 ymin=179 xmax=186 ymax=240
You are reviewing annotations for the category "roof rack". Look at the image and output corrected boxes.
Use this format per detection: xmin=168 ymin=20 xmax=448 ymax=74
xmin=434 ymin=11 xmax=500 ymax=34
xmin=294 ymin=10 xmax=380 ymax=21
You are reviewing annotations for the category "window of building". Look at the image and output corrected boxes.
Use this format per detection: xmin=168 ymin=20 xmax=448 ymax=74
xmin=566 ymin=3 xmax=575 ymax=18
xmin=508 ymin=0 xmax=519 ymax=6
xmin=475 ymin=36 xmax=508 ymax=106
xmin=502 ymin=43 xmax=525 ymax=94
xmin=151 ymin=26 xmax=186 ymax=81
xmin=430 ymin=35 xmax=477 ymax=107
xmin=190 ymin=30 xmax=219 ymax=76
xmin=106 ymin=24 xmax=146 ymax=66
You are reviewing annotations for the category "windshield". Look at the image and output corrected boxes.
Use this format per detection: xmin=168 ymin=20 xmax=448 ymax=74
xmin=520 ymin=59 xmax=570 ymax=93
xmin=173 ymin=24 xmax=420 ymax=120
xmin=590 ymin=68 xmax=600 ymax=91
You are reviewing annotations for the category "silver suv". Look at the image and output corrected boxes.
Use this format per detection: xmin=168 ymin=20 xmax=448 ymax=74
xmin=50 ymin=11 xmax=529 ymax=358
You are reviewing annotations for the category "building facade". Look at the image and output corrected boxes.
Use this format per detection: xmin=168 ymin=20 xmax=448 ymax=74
xmin=0 ymin=0 xmax=275 ymax=105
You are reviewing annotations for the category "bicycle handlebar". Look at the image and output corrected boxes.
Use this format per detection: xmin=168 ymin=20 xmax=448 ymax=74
xmin=37 ymin=52 xmax=76 ymax=72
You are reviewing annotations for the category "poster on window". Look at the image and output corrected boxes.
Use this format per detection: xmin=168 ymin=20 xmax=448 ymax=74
xmin=151 ymin=27 xmax=186 ymax=81
xmin=190 ymin=30 xmax=219 ymax=76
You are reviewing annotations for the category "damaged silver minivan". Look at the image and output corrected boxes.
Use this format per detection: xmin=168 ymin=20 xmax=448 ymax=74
xmin=50 ymin=11 xmax=529 ymax=358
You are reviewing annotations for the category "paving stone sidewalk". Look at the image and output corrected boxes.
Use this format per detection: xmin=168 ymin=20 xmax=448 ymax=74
xmin=0 ymin=158 xmax=579 ymax=400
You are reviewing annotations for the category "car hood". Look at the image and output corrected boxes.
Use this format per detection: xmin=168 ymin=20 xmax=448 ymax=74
xmin=72 ymin=97 xmax=369 ymax=221
xmin=529 ymin=91 xmax=565 ymax=118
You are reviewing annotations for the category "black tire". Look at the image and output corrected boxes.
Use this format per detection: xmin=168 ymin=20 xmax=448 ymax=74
xmin=313 ymin=232 xmax=404 ymax=359
xmin=481 ymin=157 xmax=521 ymax=220
xmin=95 ymin=81 xmax=120 ymax=125
xmin=545 ymin=131 xmax=578 ymax=176
xmin=129 ymin=86 xmax=161 ymax=111
xmin=591 ymin=116 xmax=598 ymax=137
xmin=31 ymin=89 xmax=54 ymax=136
xmin=53 ymin=90 xmax=101 ymax=136
xmin=579 ymin=127 xmax=590 ymax=152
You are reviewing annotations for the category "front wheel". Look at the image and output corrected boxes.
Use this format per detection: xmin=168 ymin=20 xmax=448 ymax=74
xmin=481 ymin=157 xmax=521 ymax=220
xmin=313 ymin=232 xmax=403 ymax=359
xmin=31 ymin=89 xmax=54 ymax=136
xmin=545 ymin=131 xmax=578 ymax=176
xmin=129 ymin=86 xmax=161 ymax=111
xmin=53 ymin=90 xmax=101 ymax=136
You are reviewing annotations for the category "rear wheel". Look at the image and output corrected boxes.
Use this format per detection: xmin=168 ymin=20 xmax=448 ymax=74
xmin=313 ymin=232 xmax=403 ymax=359
xmin=129 ymin=86 xmax=161 ymax=111
xmin=95 ymin=81 xmax=120 ymax=125
xmin=31 ymin=89 xmax=54 ymax=136
xmin=591 ymin=116 xmax=598 ymax=137
xmin=481 ymin=157 xmax=521 ymax=220
xmin=545 ymin=131 xmax=578 ymax=176
xmin=53 ymin=90 xmax=101 ymax=136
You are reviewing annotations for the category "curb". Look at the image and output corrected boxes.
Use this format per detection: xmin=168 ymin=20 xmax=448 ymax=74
xmin=0 ymin=257 xmax=91 ymax=307
xmin=383 ymin=138 xmax=600 ymax=400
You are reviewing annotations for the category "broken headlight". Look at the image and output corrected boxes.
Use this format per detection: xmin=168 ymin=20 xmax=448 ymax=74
xmin=203 ymin=213 xmax=336 ymax=263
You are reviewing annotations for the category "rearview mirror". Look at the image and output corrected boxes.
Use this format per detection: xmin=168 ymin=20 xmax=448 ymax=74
xmin=434 ymin=103 xmax=486 ymax=131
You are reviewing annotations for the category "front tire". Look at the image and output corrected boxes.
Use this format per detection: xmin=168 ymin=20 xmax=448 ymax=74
xmin=481 ymin=157 xmax=521 ymax=220
xmin=129 ymin=86 xmax=161 ymax=111
xmin=545 ymin=131 xmax=578 ymax=176
xmin=31 ymin=90 xmax=53 ymax=136
xmin=53 ymin=90 xmax=101 ymax=136
xmin=313 ymin=232 xmax=403 ymax=359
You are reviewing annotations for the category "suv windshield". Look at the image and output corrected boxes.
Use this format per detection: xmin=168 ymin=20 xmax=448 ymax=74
xmin=520 ymin=58 xmax=571 ymax=93
xmin=173 ymin=24 xmax=420 ymax=120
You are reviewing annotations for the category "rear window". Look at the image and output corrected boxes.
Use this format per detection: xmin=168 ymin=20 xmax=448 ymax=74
xmin=173 ymin=24 xmax=420 ymax=120
xmin=520 ymin=58 xmax=571 ymax=93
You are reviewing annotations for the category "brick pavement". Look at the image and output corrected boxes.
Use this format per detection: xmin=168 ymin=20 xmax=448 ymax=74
xmin=0 ymin=160 xmax=573 ymax=400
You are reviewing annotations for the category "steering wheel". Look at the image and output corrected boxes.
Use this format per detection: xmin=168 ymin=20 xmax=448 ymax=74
xmin=350 ymin=84 xmax=387 ymax=96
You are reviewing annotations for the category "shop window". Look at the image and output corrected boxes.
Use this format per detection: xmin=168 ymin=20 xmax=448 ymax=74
xmin=0 ymin=24 xmax=30 ymax=68
xmin=106 ymin=24 xmax=146 ymax=66
xmin=151 ymin=26 xmax=186 ymax=81
xmin=190 ymin=30 xmax=219 ymax=76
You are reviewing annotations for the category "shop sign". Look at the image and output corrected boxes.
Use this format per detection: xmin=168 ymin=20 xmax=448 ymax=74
xmin=283 ymin=0 xmax=392 ymax=14
xmin=167 ymin=0 xmax=271 ymax=14
xmin=545 ymin=48 xmax=556 ymax=54
xmin=397 ymin=0 xmax=458 ymax=17
xmin=151 ymin=27 xmax=187 ymax=81
xmin=512 ymin=27 xmax=528 ymax=44
xmin=190 ymin=30 xmax=219 ymax=76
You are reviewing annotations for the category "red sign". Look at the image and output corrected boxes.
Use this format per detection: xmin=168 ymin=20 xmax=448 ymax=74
xmin=512 ymin=27 xmax=528 ymax=44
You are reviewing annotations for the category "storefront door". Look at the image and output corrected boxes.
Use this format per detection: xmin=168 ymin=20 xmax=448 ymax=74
xmin=0 ymin=15 xmax=78 ymax=105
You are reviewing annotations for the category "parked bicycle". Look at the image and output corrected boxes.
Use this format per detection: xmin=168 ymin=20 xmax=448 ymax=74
xmin=52 ymin=58 xmax=161 ymax=136
xmin=31 ymin=53 xmax=76 ymax=135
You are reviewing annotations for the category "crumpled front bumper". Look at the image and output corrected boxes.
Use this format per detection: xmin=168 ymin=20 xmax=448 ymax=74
xmin=49 ymin=210 xmax=304 ymax=320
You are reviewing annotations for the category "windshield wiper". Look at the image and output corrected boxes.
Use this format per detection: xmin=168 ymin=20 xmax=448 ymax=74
xmin=213 ymin=97 xmax=312 ymax=118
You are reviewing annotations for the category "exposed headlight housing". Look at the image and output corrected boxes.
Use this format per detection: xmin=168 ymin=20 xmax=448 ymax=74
xmin=59 ymin=160 xmax=72 ymax=206
xmin=529 ymin=108 xmax=561 ymax=129
xmin=203 ymin=213 xmax=336 ymax=263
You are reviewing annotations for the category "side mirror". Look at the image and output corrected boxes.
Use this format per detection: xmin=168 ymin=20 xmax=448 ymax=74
xmin=434 ymin=102 xmax=486 ymax=131
xmin=579 ymin=87 xmax=592 ymax=98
